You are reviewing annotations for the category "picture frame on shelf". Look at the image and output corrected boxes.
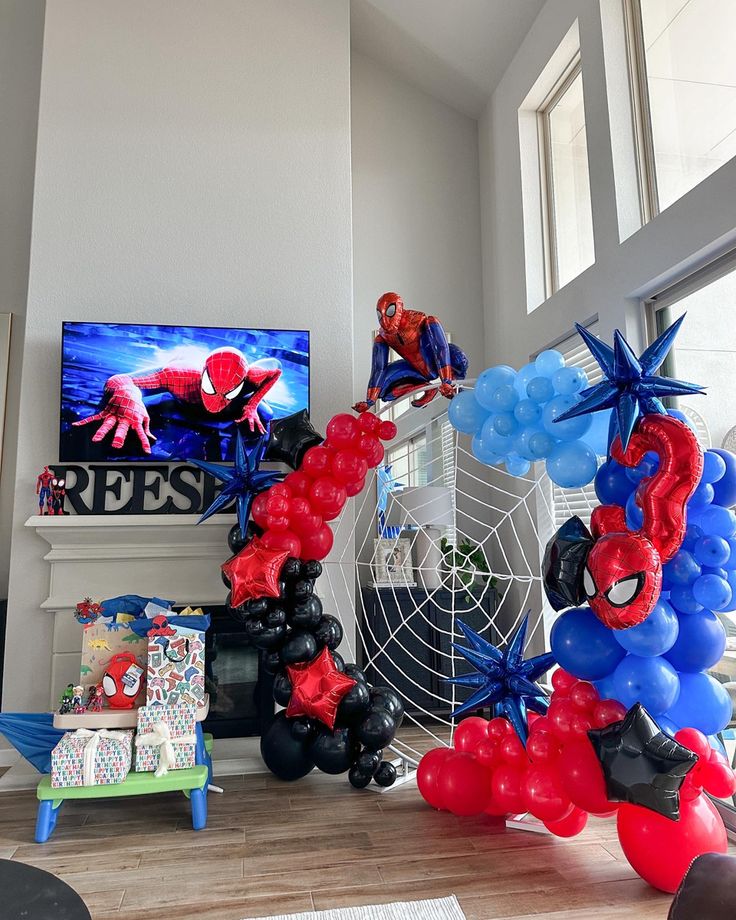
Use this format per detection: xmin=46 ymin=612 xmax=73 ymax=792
xmin=372 ymin=537 xmax=415 ymax=587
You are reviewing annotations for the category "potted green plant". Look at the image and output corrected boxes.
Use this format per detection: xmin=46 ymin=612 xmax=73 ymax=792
xmin=440 ymin=537 xmax=497 ymax=603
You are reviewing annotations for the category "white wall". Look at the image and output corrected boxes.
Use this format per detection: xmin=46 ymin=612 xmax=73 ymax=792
xmin=3 ymin=0 xmax=353 ymax=710
xmin=481 ymin=0 xmax=736 ymax=366
xmin=351 ymin=52 xmax=485 ymax=402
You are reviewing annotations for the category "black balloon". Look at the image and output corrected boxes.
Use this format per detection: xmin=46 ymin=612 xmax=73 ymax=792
xmin=369 ymin=687 xmax=405 ymax=728
xmin=542 ymin=515 xmax=594 ymax=611
xmin=292 ymin=579 xmax=314 ymax=601
xmin=221 ymin=569 xmax=231 ymax=589
xmin=290 ymin=717 xmax=315 ymax=741
xmin=349 ymin=765 xmax=372 ymax=789
xmin=280 ymin=630 xmax=318 ymax=665
xmin=332 ymin=650 xmax=346 ymax=672
xmin=244 ymin=616 xmax=266 ymax=639
xmin=266 ymin=409 xmax=324 ymax=470
xmin=245 ymin=597 xmax=270 ymax=617
xmin=301 ymin=560 xmax=323 ymax=580
xmin=356 ymin=749 xmax=381 ymax=776
xmin=357 ymin=707 xmax=396 ymax=751
xmin=263 ymin=650 xmax=282 ymax=674
xmin=315 ymin=615 xmax=343 ymax=650
xmin=336 ymin=680 xmax=371 ymax=724
xmin=291 ymin=595 xmax=323 ymax=628
xmin=266 ymin=607 xmax=287 ymax=628
xmin=587 ymin=703 xmax=698 ymax=820
xmin=273 ymin=672 xmax=293 ymax=707
xmin=344 ymin=664 xmax=367 ymax=683
xmin=309 ymin=726 xmax=360 ymax=774
xmin=260 ymin=712 xmax=314 ymax=781
xmin=282 ymin=557 xmax=302 ymax=580
xmin=373 ymin=761 xmax=397 ymax=787
xmin=228 ymin=521 xmax=262 ymax=555
xmin=252 ymin=624 xmax=286 ymax=650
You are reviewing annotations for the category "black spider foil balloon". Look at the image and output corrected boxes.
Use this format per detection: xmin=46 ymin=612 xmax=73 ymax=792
xmin=542 ymin=515 xmax=594 ymax=611
xmin=265 ymin=410 xmax=324 ymax=470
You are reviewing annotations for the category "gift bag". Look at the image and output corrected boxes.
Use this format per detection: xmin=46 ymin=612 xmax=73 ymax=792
xmin=51 ymin=729 xmax=133 ymax=788
xmin=135 ymin=704 xmax=197 ymax=776
xmin=131 ymin=610 xmax=210 ymax=707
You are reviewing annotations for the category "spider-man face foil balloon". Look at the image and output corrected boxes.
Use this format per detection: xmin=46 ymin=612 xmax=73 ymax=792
xmin=200 ymin=347 xmax=249 ymax=414
xmin=583 ymin=531 xmax=662 ymax=629
xmin=375 ymin=292 xmax=404 ymax=335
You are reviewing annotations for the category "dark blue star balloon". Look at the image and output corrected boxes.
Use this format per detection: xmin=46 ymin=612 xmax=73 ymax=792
xmin=187 ymin=431 xmax=284 ymax=533
xmin=446 ymin=615 xmax=554 ymax=745
xmin=555 ymin=315 xmax=704 ymax=450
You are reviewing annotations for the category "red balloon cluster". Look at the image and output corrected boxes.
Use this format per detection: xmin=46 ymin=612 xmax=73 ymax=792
xmin=417 ymin=669 xmax=736 ymax=892
xmin=252 ymin=412 xmax=396 ymax=561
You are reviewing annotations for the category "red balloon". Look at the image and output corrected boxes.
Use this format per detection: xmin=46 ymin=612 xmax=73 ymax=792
xmin=570 ymin=712 xmax=593 ymax=737
xmin=326 ymin=413 xmax=360 ymax=449
xmin=262 ymin=529 xmax=302 ymax=558
xmin=379 ymin=420 xmax=398 ymax=441
xmin=499 ymin=734 xmax=526 ymax=766
xmin=331 ymin=449 xmax=369 ymax=485
xmin=491 ymin=763 xmax=525 ymax=814
xmin=356 ymin=433 xmax=385 ymax=466
xmin=266 ymin=493 xmax=291 ymax=517
xmin=417 ymin=747 xmax=453 ymax=809
xmin=547 ymin=698 xmax=580 ymax=742
xmin=286 ymin=647 xmax=356 ymax=730
xmin=675 ymin=728 xmax=711 ymax=762
xmin=551 ymin=669 xmax=577 ymax=696
xmin=522 ymin=764 xmax=573 ymax=822
xmin=302 ymin=446 xmax=333 ymax=479
xmin=251 ymin=492 xmax=270 ymax=528
xmin=284 ymin=471 xmax=311 ymax=497
xmin=617 ymin=795 xmax=727 ymax=893
xmin=474 ymin=739 xmax=499 ymax=769
xmin=526 ymin=729 xmax=560 ymax=764
xmin=487 ymin=717 xmax=513 ymax=741
xmin=357 ymin=411 xmax=381 ymax=434
xmin=454 ymin=717 xmax=489 ymax=752
xmin=701 ymin=761 xmax=736 ymax=799
xmin=265 ymin=514 xmax=290 ymax=533
xmin=437 ymin=752 xmax=491 ymax=816
xmin=309 ymin=477 xmax=347 ymax=520
xmin=344 ymin=477 xmax=366 ymax=497
xmin=288 ymin=497 xmax=322 ymax=537
xmin=269 ymin=482 xmax=292 ymax=500
xmin=527 ymin=712 xmax=542 ymax=729
xmin=300 ymin=523 xmax=334 ymax=561
xmin=569 ymin=681 xmax=600 ymax=712
xmin=544 ymin=806 xmax=588 ymax=838
xmin=591 ymin=699 xmax=627 ymax=728
xmin=529 ymin=715 xmax=551 ymax=734
xmin=558 ymin=739 xmax=617 ymax=817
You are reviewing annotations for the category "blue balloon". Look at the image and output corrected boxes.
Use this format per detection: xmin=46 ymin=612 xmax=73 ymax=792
xmin=667 ymin=408 xmax=698 ymax=433
xmin=669 ymin=584 xmax=704 ymax=615
xmin=614 ymin=599 xmax=679 ymax=658
xmin=682 ymin=523 xmax=705 ymax=552
xmin=697 ymin=505 xmax=736 ymax=538
xmin=448 ymin=389 xmax=487 ymax=435
xmin=593 ymin=675 xmax=618 ymax=700
xmin=535 ymin=349 xmax=565 ymax=377
xmin=493 ymin=412 xmax=519 ymax=437
xmin=552 ymin=366 xmax=588 ymax=395
xmin=722 ymin=570 xmax=736 ymax=611
xmin=505 ymin=453 xmax=531 ymax=477
xmin=526 ymin=376 xmax=555 ymax=404
xmin=612 ymin=655 xmax=680 ymax=715
xmin=692 ymin=573 xmax=733 ymax=611
xmin=710 ymin=449 xmax=736 ymax=507
xmin=702 ymin=566 xmax=727 ymax=580
xmin=665 ymin=609 xmax=726 ymax=672
xmin=657 ymin=716 xmax=679 ymax=738
xmin=545 ymin=441 xmax=598 ymax=489
xmin=489 ymin=384 xmax=519 ymax=413
xmin=542 ymin=395 xmax=592 ymax=442
xmin=595 ymin=459 xmax=635 ymax=506
xmin=625 ymin=491 xmax=644 ymax=530
xmin=664 ymin=671 xmax=732 ymax=736
xmin=471 ymin=433 xmax=503 ymax=466
xmin=694 ymin=535 xmax=731 ymax=568
xmin=529 ymin=430 xmax=554 ymax=459
xmin=475 ymin=366 xmax=517 ymax=410
xmin=514 ymin=398 xmax=542 ymax=426
xmin=665 ymin=550 xmax=701 ymax=587
xmin=480 ymin=416 xmax=512 ymax=454
xmin=688 ymin=481 xmax=714 ymax=511
xmin=513 ymin=428 xmax=538 ymax=462
xmin=585 ymin=409 xmax=612 ymax=457
xmin=625 ymin=451 xmax=659 ymax=485
xmin=725 ymin=538 xmax=736 ymax=570
xmin=702 ymin=450 xmax=727 ymax=484
xmin=515 ymin=362 xmax=538 ymax=398
xmin=551 ymin=606 xmax=626 ymax=680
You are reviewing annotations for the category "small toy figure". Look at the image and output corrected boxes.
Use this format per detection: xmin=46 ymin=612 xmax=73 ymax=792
xmin=49 ymin=478 xmax=67 ymax=515
xmin=71 ymin=685 xmax=86 ymax=714
xmin=353 ymin=293 xmax=468 ymax=412
xmin=36 ymin=466 xmax=55 ymax=515
xmin=86 ymin=683 xmax=104 ymax=712
xmin=74 ymin=597 xmax=103 ymax=626
xmin=147 ymin=614 xmax=176 ymax=637
xmin=58 ymin=684 xmax=74 ymax=714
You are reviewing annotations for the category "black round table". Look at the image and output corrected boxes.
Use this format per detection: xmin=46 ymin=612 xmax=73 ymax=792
xmin=0 ymin=858 xmax=91 ymax=919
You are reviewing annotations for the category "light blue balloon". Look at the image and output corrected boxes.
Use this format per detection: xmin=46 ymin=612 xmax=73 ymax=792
xmin=585 ymin=410 xmax=612 ymax=456
xmin=514 ymin=398 xmax=542 ymax=426
xmin=471 ymin=433 xmax=503 ymax=466
xmin=614 ymin=599 xmax=679 ymax=658
xmin=692 ymin=573 xmax=733 ymax=611
xmin=526 ymin=376 xmax=555 ymax=404
xmin=448 ymin=389 xmax=487 ymax=435
xmin=612 ymin=654 xmax=680 ymax=715
xmin=505 ymin=453 xmax=531 ymax=477
xmin=489 ymin=384 xmax=519 ymax=413
xmin=535 ymin=349 xmax=565 ymax=377
xmin=552 ymin=366 xmax=588 ymax=395
xmin=513 ymin=428 xmax=538 ymax=462
xmin=476 ymin=365 xmax=517 ymax=410
xmin=664 ymin=671 xmax=731 ymax=736
xmin=545 ymin=441 xmax=598 ymax=489
xmin=529 ymin=430 xmax=555 ymax=459
xmin=515 ymin=362 xmax=538 ymax=397
xmin=493 ymin=412 xmax=519 ymax=437
xmin=480 ymin=415 xmax=513 ymax=456
xmin=542 ymin=395 xmax=592 ymax=442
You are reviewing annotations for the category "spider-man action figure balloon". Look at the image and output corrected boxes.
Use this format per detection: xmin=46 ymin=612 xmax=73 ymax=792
xmin=74 ymin=347 xmax=280 ymax=455
xmin=353 ymin=293 xmax=468 ymax=412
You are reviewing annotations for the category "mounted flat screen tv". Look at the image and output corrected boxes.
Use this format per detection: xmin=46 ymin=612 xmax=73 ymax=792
xmin=60 ymin=321 xmax=310 ymax=462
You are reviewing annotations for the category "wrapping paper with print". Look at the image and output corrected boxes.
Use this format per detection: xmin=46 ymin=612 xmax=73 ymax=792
xmin=51 ymin=729 xmax=133 ymax=788
xmin=79 ymin=618 xmax=148 ymax=706
xmin=130 ymin=611 xmax=210 ymax=706
xmin=135 ymin=704 xmax=197 ymax=773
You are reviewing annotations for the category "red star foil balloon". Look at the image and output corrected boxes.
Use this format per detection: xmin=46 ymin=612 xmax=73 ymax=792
xmin=221 ymin=537 xmax=289 ymax=607
xmin=286 ymin=647 xmax=357 ymax=730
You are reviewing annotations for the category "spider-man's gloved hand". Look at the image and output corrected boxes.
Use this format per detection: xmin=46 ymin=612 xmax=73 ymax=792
xmin=237 ymin=400 xmax=267 ymax=434
xmin=73 ymin=374 xmax=156 ymax=454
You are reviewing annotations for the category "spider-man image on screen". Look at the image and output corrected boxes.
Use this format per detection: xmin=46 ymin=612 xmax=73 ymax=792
xmin=60 ymin=322 xmax=310 ymax=462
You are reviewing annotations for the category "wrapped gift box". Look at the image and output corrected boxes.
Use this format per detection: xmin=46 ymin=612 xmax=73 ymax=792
xmin=51 ymin=729 xmax=133 ymax=789
xmin=131 ymin=609 xmax=209 ymax=707
xmin=135 ymin=704 xmax=197 ymax=774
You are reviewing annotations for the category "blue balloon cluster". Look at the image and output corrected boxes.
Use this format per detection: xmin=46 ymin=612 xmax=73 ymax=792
xmin=449 ymin=349 xmax=610 ymax=487
xmin=551 ymin=429 xmax=736 ymax=744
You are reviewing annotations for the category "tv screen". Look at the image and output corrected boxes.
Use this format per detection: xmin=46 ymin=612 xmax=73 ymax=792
xmin=60 ymin=321 xmax=310 ymax=462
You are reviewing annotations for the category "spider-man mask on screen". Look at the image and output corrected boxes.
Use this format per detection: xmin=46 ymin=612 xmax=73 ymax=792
xmin=200 ymin=347 xmax=249 ymax=414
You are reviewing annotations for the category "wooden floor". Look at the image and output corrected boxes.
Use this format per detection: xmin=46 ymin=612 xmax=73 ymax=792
xmin=0 ymin=762 xmax=680 ymax=920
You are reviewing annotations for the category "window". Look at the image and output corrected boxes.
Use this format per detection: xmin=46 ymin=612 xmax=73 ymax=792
xmin=539 ymin=56 xmax=596 ymax=293
xmin=386 ymin=434 xmax=428 ymax=490
xmin=626 ymin=0 xmax=736 ymax=217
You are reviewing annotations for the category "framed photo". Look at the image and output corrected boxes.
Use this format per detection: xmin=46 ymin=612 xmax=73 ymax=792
xmin=373 ymin=538 xmax=414 ymax=586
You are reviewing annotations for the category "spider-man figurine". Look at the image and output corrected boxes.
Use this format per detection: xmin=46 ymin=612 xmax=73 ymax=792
xmin=49 ymin=477 xmax=67 ymax=515
xmin=36 ymin=465 xmax=54 ymax=514
xmin=353 ymin=293 xmax=468 ymax=412
xmin=74 ymin=347 xmax=281 ymax=455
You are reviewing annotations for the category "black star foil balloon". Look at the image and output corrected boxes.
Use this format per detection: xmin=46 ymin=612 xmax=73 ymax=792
xmin=587 ymin=703 xmax=698 ymax=821
xmin=542 ymin=515 xmax=594 ymax=611
xmin=266 ymin=409 xmax=324 ymax=470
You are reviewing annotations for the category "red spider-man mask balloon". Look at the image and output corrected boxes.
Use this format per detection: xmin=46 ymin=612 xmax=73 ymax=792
xmin=200 ymin=347 xmax=249 ymax=414
xmin=584 ymin=530 xmax=662 ymax=629
xmin=376 ymin=292 xmax=404 ymax=335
